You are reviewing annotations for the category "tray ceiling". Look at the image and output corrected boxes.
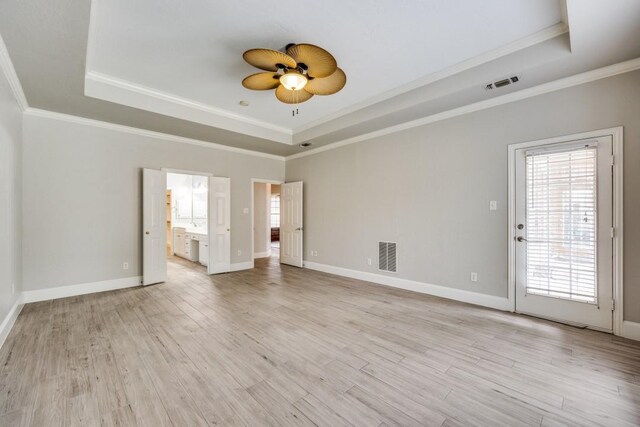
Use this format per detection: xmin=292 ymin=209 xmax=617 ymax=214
xmin=85 ymin=0 xmax=563 ymax=142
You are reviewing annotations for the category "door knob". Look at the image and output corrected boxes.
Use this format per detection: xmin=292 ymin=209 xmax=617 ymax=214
xmin=145 ymin=231 xmax=150 ymax=235
xmin=296 ymin=227 xmax=303 ymax=231
xmin=517 ymin=236 xmax=528 ymax=242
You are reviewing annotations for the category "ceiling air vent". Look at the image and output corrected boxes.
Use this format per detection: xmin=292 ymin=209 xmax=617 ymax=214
xmin=484 ymin=75 xmax=521 ymax=91
xmin=378 ymin=241 xmax=397 ymax=273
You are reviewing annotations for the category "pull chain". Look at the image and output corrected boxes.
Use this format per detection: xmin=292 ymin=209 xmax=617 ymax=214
xmin=291 ymin=90 xmax=300 ymax=116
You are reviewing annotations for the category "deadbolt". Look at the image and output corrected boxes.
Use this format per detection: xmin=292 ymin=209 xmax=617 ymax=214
xmin=517 ymin=224 xmax=524 ymax=230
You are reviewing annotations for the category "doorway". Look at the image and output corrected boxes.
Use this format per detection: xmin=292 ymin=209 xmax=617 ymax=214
xmin=166 ymin=172 xmax=209 ymax=268
xmin=251 ymin=180 xmax=303 ymax=267
xmin=508 ymin=129 xmax=623 ymax=333
xmin=252 ymin=180 xmax=282 ymax=260
xmin=143 ymin=168 xmax=231 ymax=285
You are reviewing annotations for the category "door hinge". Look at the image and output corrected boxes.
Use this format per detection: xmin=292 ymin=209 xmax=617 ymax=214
xmin=611 ymin=227 xmax=615 ymax=238
xmin=611 ymin=155 xmax=615 ymax=166
xmin=612 ymin=299 xmax=615 ymax=311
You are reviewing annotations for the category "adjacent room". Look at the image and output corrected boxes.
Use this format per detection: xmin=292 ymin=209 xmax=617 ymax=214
xmin=1 ymin=0 xmax=640 ymax=425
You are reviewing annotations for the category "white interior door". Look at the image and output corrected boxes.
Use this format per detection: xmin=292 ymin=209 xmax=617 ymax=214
xmin=514 ymin=136 xmax=613 ymax=331
xmin=280 ymin=181 xmax=303 ymax=267
xmin=208 ymin=177 xmax=231 ymax=274
xmin=143 ymin=168 xmax=167 ymax=286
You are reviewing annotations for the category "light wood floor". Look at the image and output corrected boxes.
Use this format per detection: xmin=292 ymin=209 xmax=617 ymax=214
xmin=2 ymin=256 xmax=640 ymax=426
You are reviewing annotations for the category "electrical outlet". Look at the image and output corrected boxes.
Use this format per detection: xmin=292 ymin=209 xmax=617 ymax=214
xmin=489 ymin=200 xmax=497 ymax=211
xmin=470 ymin=272 xmax=478 ymax=282
xmin=11 ymin=283 xmax=15 ymax=295
xmin=243 ymin=207 xmax=249 ymax=214
xmin=237 ymin=249 xmax=242 ymax=256
xmin=310 ymin=250 xmax=314 ymax=257
xmin=313 ymin=251 xmax=318 ymax=257
xmin=123 ymin=262 xmax=129 ymax=270
xmin=367 ymin=258 xmax=372 ymax=266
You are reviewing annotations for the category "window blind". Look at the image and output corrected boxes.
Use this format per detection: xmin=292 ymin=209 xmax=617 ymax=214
xmin=270 ymin=195 xmax=280 ymax=228
xmin=525 ymin=146 xmax=598 ymax=303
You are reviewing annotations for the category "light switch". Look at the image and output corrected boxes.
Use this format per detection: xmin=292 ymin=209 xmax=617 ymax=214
xmin=243 ymin=207 xmax=249 ymax=214
xmin=489 ymin=200 xmax=497 ymax=211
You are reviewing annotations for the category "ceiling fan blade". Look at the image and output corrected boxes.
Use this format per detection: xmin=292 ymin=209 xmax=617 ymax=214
xmin=243 ymin=48 xmax=297 ymax=72
xmin=304 ymin=68 xmax=346 ymax=95
xmin=286 ymin=44 xmax=337 ymax=78
xmin=275 ymin=85 xmax=314 ymax=104
xmin=242 ymin=72 xmax=280 ymax=90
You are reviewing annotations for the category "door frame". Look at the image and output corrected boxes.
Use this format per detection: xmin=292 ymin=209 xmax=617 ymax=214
xmin=251 ymin=178 xmax=283 ymax=263
xmin=507 ymin=127 xmax=624 ymax=335
xmin=160 ymin=167 xmax=214 ymax=269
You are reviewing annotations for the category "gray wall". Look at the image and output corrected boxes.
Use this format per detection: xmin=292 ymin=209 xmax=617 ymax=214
xmin=22 ymin=115 xmax=284 ymax=291
xmin=0 ymin=67 xmax=22 ymax=321
xmin=253 ymin=182 xmax=270 ymax=255
xmin=286 ymin=70 xmax=640 ymax=323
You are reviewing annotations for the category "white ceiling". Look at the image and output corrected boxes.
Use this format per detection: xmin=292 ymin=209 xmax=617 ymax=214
xmin=2 ymin=0 xmax=640 ymax=156
xmin=87 ymin=0 xmax=563 ymax=139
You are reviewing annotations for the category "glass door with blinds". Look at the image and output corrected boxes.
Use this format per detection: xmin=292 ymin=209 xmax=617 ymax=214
xmin=514 ymin=136 xmax=613 ymax=331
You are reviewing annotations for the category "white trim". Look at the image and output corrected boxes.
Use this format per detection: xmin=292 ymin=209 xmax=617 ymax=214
xmin=0 ymin=298 xmax=24 ymax=350
xmin=287 ymin=58 xmax=640 ymax=161
xmin=161 ymin=168 xmax=213 ymax=177
xmin=0 ymin=33 xmax=29 ymax=111
xmin=293 ymin=23 xmax=569 ymax=134
xmin=230 ymin=261 xmax=254 ymax=272
xmin=622 ymin=321 xmax=640 ymax=342
xmin=23 ymin=108 xmax=285 ymax=161
xmin=612 ymin=127 xmax=625 ymax=337
xmin=253 ymin=251 xmax=271 ymax=259
xmin=84 ymin=0 xmax=100 ymax=75
xmin=507 ymin=127 xmax=624 ymax=334
xmin=85 ymin=71 xmax=293 ymax=144
xmin=304 ymin=261 xmax=510 ymax=311
xmin=21 ymin=276 xmax=142 ymax=304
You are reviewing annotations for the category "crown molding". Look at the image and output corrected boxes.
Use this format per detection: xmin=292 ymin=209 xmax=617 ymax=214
xmin=84 ymin=71 xmax=294 ymax=144
xmin=286 ymin=56 xmax=640 ymax=161
xmin=0 ymin=33 xmax=29 ymax=111
xmin=292 ymin=22 xmax=569 ymax=135
xmin=24 ymin=108 xmax=285 ymax=161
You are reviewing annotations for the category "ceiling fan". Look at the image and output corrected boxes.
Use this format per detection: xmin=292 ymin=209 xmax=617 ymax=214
xmin=241 ymin=43 xmax=346 ymax=105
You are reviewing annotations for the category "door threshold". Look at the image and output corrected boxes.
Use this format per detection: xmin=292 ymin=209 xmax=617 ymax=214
xmin=517 ymin=311 xmax=613 ymax=334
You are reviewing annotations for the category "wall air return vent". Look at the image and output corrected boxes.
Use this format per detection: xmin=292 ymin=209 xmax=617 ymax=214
xmin=483 ymin=75 xmax=521 ymax=91
xmin=378 ymin=241 xmax=397 ymax=273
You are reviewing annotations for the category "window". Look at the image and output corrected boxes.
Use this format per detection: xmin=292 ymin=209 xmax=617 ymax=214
xmin=525 ymin=146 xmax=598 ymax=303
xmin=270 ymin=195 xmax=280 ymax=228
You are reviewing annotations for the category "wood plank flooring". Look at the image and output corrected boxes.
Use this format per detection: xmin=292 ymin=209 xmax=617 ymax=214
xmin=1 ymin=255 xmax=640 ymax=426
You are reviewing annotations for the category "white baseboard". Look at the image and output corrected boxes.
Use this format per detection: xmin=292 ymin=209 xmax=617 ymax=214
xmin=230 ymin=261 xmax=254 ymax=272
xmin=622 ymin=321 xmax=640 ymax=341
xmin=22 ymin=276 xmax=142 ymax=304
xmin=253 ymin=251 xmax=271 ymax=259
xmin=0 ymin=297 xmax=24 ymax=350
xmin=304 ymin=261 xmax=510 ymax=311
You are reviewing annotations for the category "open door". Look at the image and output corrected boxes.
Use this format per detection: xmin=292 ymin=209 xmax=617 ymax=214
xmin=208 ymin=177 xmax=231 ymax=274
xmin=143 ymin=168 xmax=167 ymax=285
xmin=280 ymin=181 xmax=303 ymax=267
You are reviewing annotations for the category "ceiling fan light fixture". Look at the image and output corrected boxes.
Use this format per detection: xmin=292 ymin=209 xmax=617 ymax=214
xmin=279 ymin=71 xmax=308 ymax=91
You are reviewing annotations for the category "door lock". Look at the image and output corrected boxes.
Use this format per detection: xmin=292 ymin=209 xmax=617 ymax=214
xmin=517 ymin=236 xmax=528 ymax=242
